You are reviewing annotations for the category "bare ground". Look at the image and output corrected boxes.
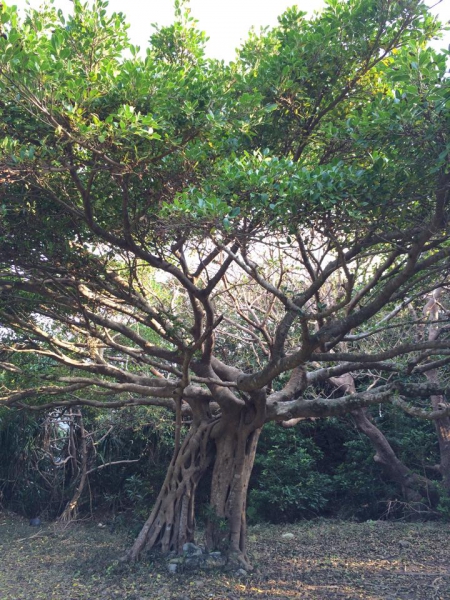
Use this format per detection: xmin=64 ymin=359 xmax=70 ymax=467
xmin=0 ymin=511 xmax=449 ymax=600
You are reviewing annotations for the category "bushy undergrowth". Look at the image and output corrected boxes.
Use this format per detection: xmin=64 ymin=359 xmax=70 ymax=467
xmin=0 ymin=406 xmax=175 ymax=520
xmin=248 ymin=408 xmax=440 ymax=523
xmin=0 ymin=404 xmax=441 ymax=524
xmin=248 ymin=422 xmax=333 ymax=522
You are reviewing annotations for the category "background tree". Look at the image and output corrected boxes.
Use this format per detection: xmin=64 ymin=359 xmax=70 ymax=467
xmin=1 ymin=0 xmax=450 ymax=569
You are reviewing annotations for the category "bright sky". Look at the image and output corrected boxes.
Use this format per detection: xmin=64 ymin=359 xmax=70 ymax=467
xmin=9 ymin=0 xmax=450 ymax=61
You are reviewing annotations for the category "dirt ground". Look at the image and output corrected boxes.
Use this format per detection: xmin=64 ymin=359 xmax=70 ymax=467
xmin=0 ymin=511 xmax=449 ymax=599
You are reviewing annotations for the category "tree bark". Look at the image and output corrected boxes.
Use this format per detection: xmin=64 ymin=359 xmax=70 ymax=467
xmin=422 ymin=372 xmax=450 ymax=493
xmin=331 ymin=374 xmax=437 ymax=506
xmin=351 ymin=408 xmax=438 ymax=506
xmin=127 ymin=418 xmax=215 ymax=561
xmin=58 ymin=411 xmax=90 ymax=523
xmin=422 ymin=289 xmax=450 ymax=493
xmin=205 ymin=418 xmax=261 ymax=570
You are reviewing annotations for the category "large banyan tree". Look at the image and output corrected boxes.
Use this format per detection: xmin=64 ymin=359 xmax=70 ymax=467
xmin=1 ymin=0 xmax=450 ymax=567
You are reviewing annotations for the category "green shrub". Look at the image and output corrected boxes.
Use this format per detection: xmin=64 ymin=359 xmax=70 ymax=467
xmin=248 ymin=423 xmax=332 ymax=522
xmin=331 ymin=437 xmax=397 ymax=520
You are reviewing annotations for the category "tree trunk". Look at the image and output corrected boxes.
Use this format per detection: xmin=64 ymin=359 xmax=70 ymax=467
xmin=331 ymin=374 xmax=437 ymax=507
xmin=58 ymin=411 xmax=90 ymax=523
xmin=127 ymin=419 xmax=215 ymax=561
xmin=351 ymin=408 xmax=438 ymax=506
xmin=205 ymin=420 xmax=261 ymax=570
xmin=422 ymin=288 xmax=450 ymax=493
xmin=434 ymin=414 xmax=450 ymax=494
xmin=424 ymin=371 xmax=450 ymax=494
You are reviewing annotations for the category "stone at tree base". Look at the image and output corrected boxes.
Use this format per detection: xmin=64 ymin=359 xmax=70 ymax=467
xmin=202 ymin=552 xmax=226 ymax=569
xmin=182 ymin=542 xmax=203 ymax=556
xmin=167 ymin=546 xmax=226 ymax=572
xmin=168 ymin=557 xmax=185 ymax=564
xmin=185 ymin=556 xmax=202 ymax=568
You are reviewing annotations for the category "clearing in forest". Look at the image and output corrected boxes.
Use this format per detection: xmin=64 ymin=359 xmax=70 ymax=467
xmin=0 ymin=512 xmax=449 ymax=599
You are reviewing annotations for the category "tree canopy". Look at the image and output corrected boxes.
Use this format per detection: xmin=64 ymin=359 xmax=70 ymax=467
xmin=1 ymin=0 xmax=450 ymax=567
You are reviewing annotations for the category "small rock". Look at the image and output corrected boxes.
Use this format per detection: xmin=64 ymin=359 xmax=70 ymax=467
xmin=235 ymin=568 xmax=247 ymax=577
xmin=202 ymin=553 xmax=226 ymax=569
xmin=29 ymin=518 xmax=41 ymax=527
xmin=281 ymin=532 xmax=295 ymax=540
xmin=182 ymin=542 xmax=203 ymax=556
xmin=167 ymin=563 xmax=178 ymax=574
xmin=185 ymin=556 xmax=201 ymax=568
xmin=399 ymin=539 xmax=412 ymax=549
